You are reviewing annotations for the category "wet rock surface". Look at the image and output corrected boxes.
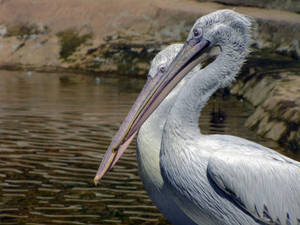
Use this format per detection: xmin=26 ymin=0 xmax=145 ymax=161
xmin=232 ymin=53 xmax=300 ymax=151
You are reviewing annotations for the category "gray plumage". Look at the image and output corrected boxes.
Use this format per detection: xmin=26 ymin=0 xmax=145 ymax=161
xmin=159 ymin=10 xmax=300 ymax=225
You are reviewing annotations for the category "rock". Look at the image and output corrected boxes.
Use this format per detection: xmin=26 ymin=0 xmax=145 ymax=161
xmin=276 ymin=40 xmax=300 ymax=60
xmin=11 ymin=42 xmax=25 ymax=52
xmin=232 ymin=57 xmax=300 ymax=151
xmin=86 ymin=48 xmax=97 ymax=55
xmin=245 ymin=106 xmax=265 ymax=128
xmin=265 ymin=121 xmax=288 ymax=141
xmin=243 ymin=77 xmax=276 ymax=107
xmin=131 ymin=47 xmax=144 ymax=54
xmin=30 ymin=34 xmax=38 ymax=41
xmin=73 ymin=31 xmax=169 ymax=75
xmin=93 ymin=57 xmax=101 ymax=63
xmin=256 ymin=112 xmax=271 ymax=136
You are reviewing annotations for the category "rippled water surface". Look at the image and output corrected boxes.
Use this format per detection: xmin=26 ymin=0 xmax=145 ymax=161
xmin=0 ymin=70 xmax=298 ymax=225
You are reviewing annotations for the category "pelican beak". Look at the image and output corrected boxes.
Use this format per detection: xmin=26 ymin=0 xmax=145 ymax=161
xmin=94 ymin=37 xmax=211 ymax=185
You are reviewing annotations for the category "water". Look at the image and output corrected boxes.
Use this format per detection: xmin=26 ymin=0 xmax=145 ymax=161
xmin=0 ymin=70 xmax=298 ymax=225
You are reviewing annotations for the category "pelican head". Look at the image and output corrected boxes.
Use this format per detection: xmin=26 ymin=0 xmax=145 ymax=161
xmin=173 ymin=9 xmax=253 ymax=87
xmin=94 ymin=10 xmax=253 ymax=184
xmin=148 ymin=44 xmax=201 ymax=101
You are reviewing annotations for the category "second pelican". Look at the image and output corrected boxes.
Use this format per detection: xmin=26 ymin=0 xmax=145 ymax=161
xmin=137 ymin=44 xmax=200 ymax=225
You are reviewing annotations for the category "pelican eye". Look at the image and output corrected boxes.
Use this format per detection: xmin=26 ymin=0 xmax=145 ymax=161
xmin=193 ymin=27 xmax=202 ymax=38
xmin=158 ymin=65 xmax=167 ymax=73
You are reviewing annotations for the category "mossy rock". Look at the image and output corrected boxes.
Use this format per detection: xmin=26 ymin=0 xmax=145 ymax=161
xmin=57 ymin=29 xmax=92 ymax=61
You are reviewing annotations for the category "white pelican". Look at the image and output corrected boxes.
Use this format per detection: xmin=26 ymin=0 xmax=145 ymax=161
xmin=137 ymin=44 xmax=200 ymax=225
xmin=95 ymin=10 xmax=300 ymax=225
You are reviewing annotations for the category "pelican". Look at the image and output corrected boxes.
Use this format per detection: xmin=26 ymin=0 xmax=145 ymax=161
xmin=137 ymin=44 xmax=200 ymax=225
xmin=95 ymin=10 xmax=300 ymax=225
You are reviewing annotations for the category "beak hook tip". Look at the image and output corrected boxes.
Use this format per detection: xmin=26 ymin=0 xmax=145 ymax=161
xmin=94 ymin=176 xmax=100 ymax=186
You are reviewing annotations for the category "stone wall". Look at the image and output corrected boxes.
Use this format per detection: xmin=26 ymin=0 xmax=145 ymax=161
xmin=232 ymin=54 xmax=300 ymax=150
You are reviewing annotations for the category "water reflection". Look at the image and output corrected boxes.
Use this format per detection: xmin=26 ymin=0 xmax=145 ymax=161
xmin=0 ymin=70 xmax=298 ymax=225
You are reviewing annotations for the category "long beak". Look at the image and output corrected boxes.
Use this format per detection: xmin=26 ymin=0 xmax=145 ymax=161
xmin=94 ymin=37 xmax=211 ymax=185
